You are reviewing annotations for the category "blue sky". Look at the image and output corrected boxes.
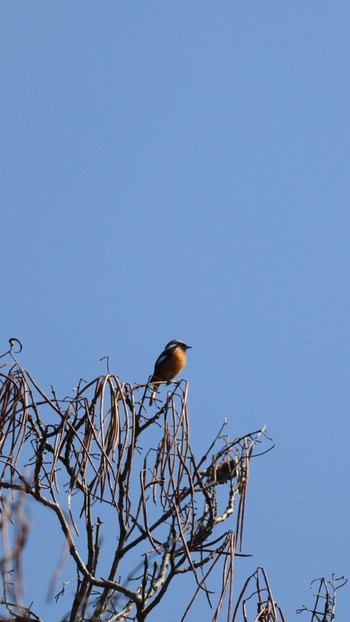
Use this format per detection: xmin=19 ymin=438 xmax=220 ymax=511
xmin=1 ymin=2 xmax=350 ymax=620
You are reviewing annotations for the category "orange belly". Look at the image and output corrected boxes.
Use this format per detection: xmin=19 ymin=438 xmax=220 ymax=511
xmin=154 ymin=347 xmax=187 ymax=381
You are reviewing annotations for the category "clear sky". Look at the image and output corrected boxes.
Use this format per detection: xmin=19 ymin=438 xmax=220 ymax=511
xmin=1 ymin=2 xmax=349 ymax=620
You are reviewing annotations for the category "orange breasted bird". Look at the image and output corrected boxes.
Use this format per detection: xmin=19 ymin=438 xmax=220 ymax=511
xmin=149 ymin=339 xmax=191 ymax=405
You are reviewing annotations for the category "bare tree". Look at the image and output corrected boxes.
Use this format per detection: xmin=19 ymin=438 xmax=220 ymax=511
xmin=232 ymin=567 xmax=287 ymax=622
xmin=0 ymin=339 xmax=346 ymax=622
xmin=296 ymin=575 xmax=348 ymax=622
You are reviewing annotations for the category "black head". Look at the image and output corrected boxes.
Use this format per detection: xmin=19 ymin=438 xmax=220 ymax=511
xmin=164 ymin=339 xmax=191 ymax=351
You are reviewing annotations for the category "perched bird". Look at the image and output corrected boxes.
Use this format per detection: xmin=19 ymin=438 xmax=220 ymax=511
xmin=149 ymin=339 xmax=191 ymax=405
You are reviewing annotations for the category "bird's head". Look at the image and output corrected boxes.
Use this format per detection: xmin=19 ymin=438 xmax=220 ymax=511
xmin=165 ymin=339 xmax=191 ymax=351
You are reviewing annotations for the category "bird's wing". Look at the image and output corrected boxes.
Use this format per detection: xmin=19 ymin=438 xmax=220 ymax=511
xmin=153 ymin=345 xmax=174 ymax=376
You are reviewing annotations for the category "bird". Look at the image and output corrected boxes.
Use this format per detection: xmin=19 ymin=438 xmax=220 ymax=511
xmin=149 ymin=339 xmax=191 ymax=405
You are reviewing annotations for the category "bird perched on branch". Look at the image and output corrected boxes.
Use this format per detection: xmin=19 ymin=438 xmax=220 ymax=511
xmin=149 ymin=339 xmax=191 ymax=405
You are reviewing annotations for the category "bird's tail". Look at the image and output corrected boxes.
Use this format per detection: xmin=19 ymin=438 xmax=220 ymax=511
xmin=149 ymin=387 xmax=157 ymax=406
xmin=148 ymin=376 xmax=160 ymax=406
